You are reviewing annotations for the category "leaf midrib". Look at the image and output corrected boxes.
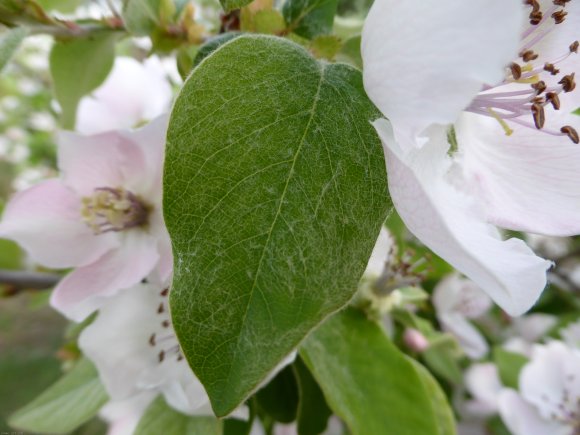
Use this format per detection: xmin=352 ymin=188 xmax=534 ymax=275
xmin=217 ymin=62 xmax=328 ymax=413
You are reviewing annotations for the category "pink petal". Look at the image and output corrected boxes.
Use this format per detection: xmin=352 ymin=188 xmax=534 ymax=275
xmin=457 ymin=109 xmax=580 ymax=236
xmin=58 ymin=130 xmax=147 ymax=197
xmin=0 ymin=179 xmax=117 ymax=268
xmin=51 ymin=231 xmax=159 ymax=321
xmin=374 ymin=119 xmax=551 ymax=316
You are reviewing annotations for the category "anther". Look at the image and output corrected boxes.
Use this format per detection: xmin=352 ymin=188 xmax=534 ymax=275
xmin=530 ymin=10 xmax=543 ymax=25
xmin=546 ymin=92 xmax=561 ymax=110
xmin=160 ymin=288 xmax=169 ymax=297
xmin=531 ymin=103 xmax=545 ymax=129
xmin=553 ymin=0 xmax=571 ymax=5
xmin=532 ymin=80 xmax=547 ymax=94
xmin=162 ymin=320 xmax=170 ymax=328
xmin=561 ymin=126 xmax=579 ymax=144
xmin=521 ymin=50 xmax=539 ymax=62
xmin=158 ymin=350 xmax=165 ymax=362
xmin=552 ymin=10 xmax=567 ymax=24
xmin=157 ymin=302 xmax=164 ymax=314
xmin=571 ymin=41 xmax=579 ymax=54
xmin=510 ymin=63 xmax=523 ymax=80
xmin=544 ymin=63 xmax=560 ymax=75
xmin=531 ymin=96 xmax=545 ymax=105
xmin=149 ymin=333 xmax=156 ymax=346
xmin=559 ymin=73 xmax=576 ymax=92
xmin=527 ymin=0 xmax=540 ymax=12
xmin=177 ymin=354 xmax=184 ymax=361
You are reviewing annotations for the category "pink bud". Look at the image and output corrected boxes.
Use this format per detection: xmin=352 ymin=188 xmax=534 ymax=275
xmin=403 ymin=328 xmax=429 ymax=352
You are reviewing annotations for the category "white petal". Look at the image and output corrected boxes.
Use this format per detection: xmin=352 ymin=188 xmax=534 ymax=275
xmin=560 ymin=319 xmax=580 ymax=349
xmin=58 ymin=130 xmax=148 ymax=197
xmin=363 ymin=228 xmax=393 ymax=278
xmin=51 ymin=231 xmax=159 ymax=321
xmin=0 ymin=179 xmax=117 ymax=268
xmin=520 ymin=341 xmax=580 ymax=420
xmin=100 ymin=393 xmax=156 ymax=435
xmin=76 ymin=56 xmax=172 ymax=135
xmin=498 ymin=389 xmax=568 ymax=435
xmin=464 ymin=363 xmax=503 ymax=414
xmin=432 ymin=274 xmax=492 ymax=319
xmin=362 ymin=0 xmax=522 ymax=146
xmin=439 ymin=313 xmax=488 ymax=359
xmin=374 ymin=119 xmax=551 ymax=316
xmin=456 ymin=111 xmax=580 ymax=236
xmin=510 ymin=313 xmax=557 ymax=343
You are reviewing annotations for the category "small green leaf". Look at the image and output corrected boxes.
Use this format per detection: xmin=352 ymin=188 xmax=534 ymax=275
xmin=9 ymin=359 xmax=108 ymax=434
xmin=254 ymin=9 xmax=286 ymax=34
xmin=122 ymin=0 xmax=161 ymax=35
xmin=410 ymin=360 xmax=457 ymax=435
xmin=336 ymin=35 xmax=361 ymax=69
xmin=493 ymin=347 xmax=529 ymax=389
xmin=49 ymin=33 xmax=117 ymax=129
xmin=164 ymin=35 xmax=390 ymax=417
xmin=134 ymin=396 xmax=222 ymax=435
xmin=300 ymin=308 xmax=449 ymax=435
xmin=422 ymin=337 xmax=464 ymax=385
xmin=282 ymin=0 xmax=338 ymax=39
xmin=309 ymin=34 xmax=341 ymax=60
xmin=36 ymin=0 xmax=80 ymax=13
xmin=293 ymin=357 xmax=332 ymax=435
xmin=220 ymin=0 xmax=254 ymax=13
xmin=192 ymin=32 xmax=241 ymax=68
xmin=0 ymin=26 xmax=27 ymax=72
xmin=256 ymin=365 xmax=299 ymax=423
xmin=0 ymin=238 xmax=22 ymax=269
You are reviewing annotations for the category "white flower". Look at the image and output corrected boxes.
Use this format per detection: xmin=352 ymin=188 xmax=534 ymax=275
xmin=78 ymin=274 xmax=214 ymax=416
xmin=99 ymin=393 xmax=156 ymax=435
xmin=362 ymin=0 xmax=580 ymax=315
xmin=560 ymin=319 xmax=580 ymax=348
xmin=498 ymin=341 xmax=580 ymax=435
xmin=463 ymin=363 xmax=503 ymax=418
xmin=76 ymin=56 xmax=173 ymax=134
xmin=502 ymin=313 xmax=557 ymax=356
xmin=432 ymin=274 xmax=492 ymax=359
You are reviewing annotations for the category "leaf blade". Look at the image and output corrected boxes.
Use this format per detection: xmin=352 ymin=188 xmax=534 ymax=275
xmin=164 ymin=35 xmax=389 ymax=416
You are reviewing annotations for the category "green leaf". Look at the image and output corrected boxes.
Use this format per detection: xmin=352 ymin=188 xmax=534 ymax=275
xmin=134 ymin=396 xmax=222 ymax=435
xmin=254 ymin=9 xmax=287 ymax=34
xmin=9 ymin=359 xmax=108 ymax=434
xmin=164 ymin=34 xmax=389 ymax=417
xmin=36 ymin=0 xmax=80 ymax=13
xmin=493 ymin=347 xmax=528 ymax=389
xmin=309 ymin=34 xmax=341 ymax=60
xmin=122 ymin=0 xmax=161 ymax=35
xmin=336 ymin=35 xmax=361 ymax=69
xmin=192 ymin=32 xmax=241 ymax=68
xmin=283 ymin=0 xmax=338 ymax=39
xmin=410 ymin=360 xmax=457 ymax=435
xmin=256 ymin=365 xmax=299 ymax=423
xmin=293 ymin=357 xmax=332 ymax=435
xmin=421 ymin=337 xmax=463 ymax=385
xmin=0 ymin=238 xmax=22 ymax=269
xmin=300 ymin=308 xmax=448 ymax=435
xmin=220 ymin=0 xmax=253 ymax=13
xmin=49 ymin=33 xmax=117 ymax=129
xmin=0 ymin=26 xmax=27 ymax=72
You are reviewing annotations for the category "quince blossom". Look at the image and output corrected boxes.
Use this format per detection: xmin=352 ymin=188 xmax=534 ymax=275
xmin=432 ymin=274 xmax=492 ymax=359
xmin=498 ymin=341 xmax=580 ymax=434
xmin=76 ymin=56 xmax=173 ymax=135
xmin=362 ymin=0 xmax=580 ymax=315
xmin=0 ymin=116 xmax=171 ymax=321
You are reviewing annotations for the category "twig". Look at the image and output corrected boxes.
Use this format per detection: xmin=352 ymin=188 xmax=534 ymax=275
xmin=0 ymin=269 xmax=60 ymax=290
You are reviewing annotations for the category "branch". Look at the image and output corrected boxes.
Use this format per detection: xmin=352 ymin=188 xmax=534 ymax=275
xmin=0 ymin=269 xmax=60 ymax=291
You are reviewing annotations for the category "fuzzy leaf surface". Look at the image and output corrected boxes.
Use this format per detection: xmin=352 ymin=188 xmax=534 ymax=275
xmin=164 ymin=35 xmax=389 ymax=416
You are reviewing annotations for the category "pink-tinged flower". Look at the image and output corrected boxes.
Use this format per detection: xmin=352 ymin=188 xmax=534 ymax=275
xmin=78 ymin=274 xmax=252 ymax=420
xmin=498 ymin=341 xmax=580 ymax=435
xmin=362 ymin=0 xmax=580 ymax=315
xmin=403 ymin=328 xmax=430 ymax=352
xmin=76 ymin=56 xmax=173 ymax=135
xmin=0 ymin=115 xmax=171 ymax=321
xmin=432 ymin=274 xmax=492 ymax=359
xmin=463 ymin=363 xmax=503 ymax=418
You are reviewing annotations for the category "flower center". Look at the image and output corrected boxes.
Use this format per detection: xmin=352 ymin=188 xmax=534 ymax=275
xmin=148 ymin=287 xmax=184 ymax=364
xmin=539 ymin=377 xmax=580 ymax=430
xmin=81 ymin=187 xmax=149 ymax=234
xmin=466 ymin=0 xmax=578 ymax=143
